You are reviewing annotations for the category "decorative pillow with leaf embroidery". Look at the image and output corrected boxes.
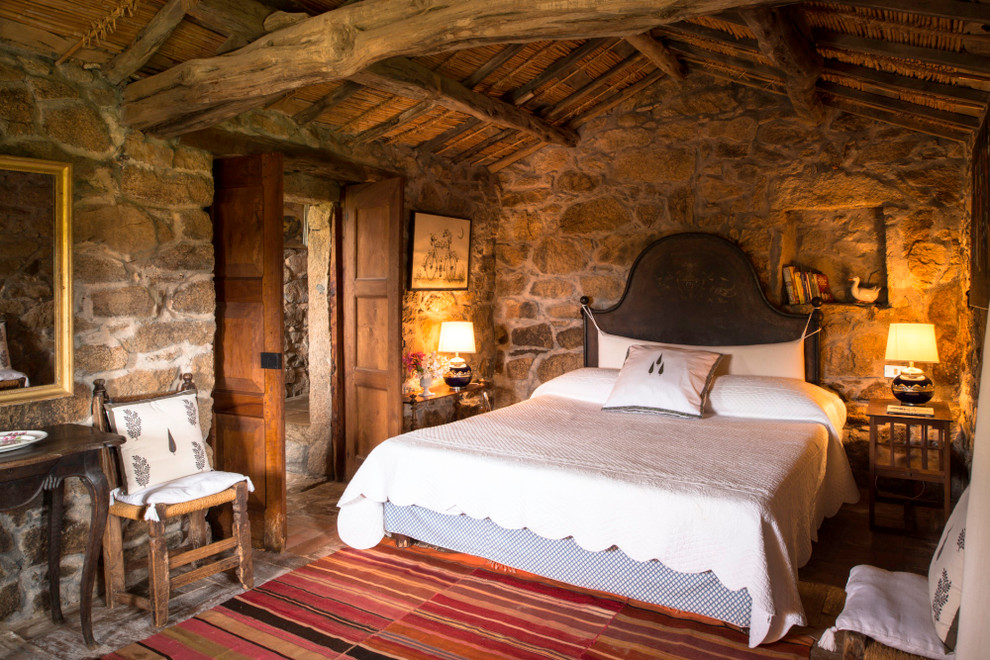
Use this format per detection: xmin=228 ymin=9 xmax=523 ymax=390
xmin=928 ymin=487 xmax=969 ymax=651
xmin=602 ymin=343 xmax=723 ymax=418
xmin=105 ymin=389 xmax=211 ymax=494
xmin=0 ymin=321 xmax=11 ymax=370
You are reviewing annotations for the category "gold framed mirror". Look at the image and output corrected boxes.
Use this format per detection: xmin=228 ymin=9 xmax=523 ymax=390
xmin=0 ymin=154 xmax=73 ymax=405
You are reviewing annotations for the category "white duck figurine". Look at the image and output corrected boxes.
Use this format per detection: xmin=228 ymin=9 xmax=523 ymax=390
xmin=849 ymin=277 xmax=881 ymax=304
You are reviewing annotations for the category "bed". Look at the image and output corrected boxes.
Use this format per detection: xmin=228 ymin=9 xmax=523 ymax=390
xmin=337 ymin=232 xmax=859 ymax=647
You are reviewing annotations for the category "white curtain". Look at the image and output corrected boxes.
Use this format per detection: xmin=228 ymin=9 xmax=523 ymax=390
xmin=957 ymin=322 xmax=990 ymax=658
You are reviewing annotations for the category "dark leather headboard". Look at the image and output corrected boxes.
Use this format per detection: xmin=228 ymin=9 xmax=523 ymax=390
xmin=581 ymin=233 xmax=823 ymax=383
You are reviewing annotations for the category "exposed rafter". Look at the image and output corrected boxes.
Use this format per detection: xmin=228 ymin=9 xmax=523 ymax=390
xmin=349 ymin=57 xmax=580 ymax=146
xmin=120 ymin=0 xmax=780 ymax=136
xmin=293 ymin=81 xmax=363 ymax=125
xmin=104 ymin=0 xmax=198 ymax=85
xmin=506 ymin=38 xmax=607 ymax=105
xmin=624 ymin=32 xmax=685 ymax=80
xmin=742 ymin=6 xmax=825 ymax=124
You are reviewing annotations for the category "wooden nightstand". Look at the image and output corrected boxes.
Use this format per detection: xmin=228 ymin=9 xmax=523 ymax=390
xmin=403 ymin=380 xmax=492 ymax=431
xmin=867 ymin=399 xmax=952 ymax=529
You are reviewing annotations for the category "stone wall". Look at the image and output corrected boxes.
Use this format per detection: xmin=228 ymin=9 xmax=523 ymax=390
xmin=283 ymin=202 xmax=308 ymax=399
xmin=493 ymin=75 xmax=974 ymax=478
xmin=0 ymin=46 xmax=215 ymax=626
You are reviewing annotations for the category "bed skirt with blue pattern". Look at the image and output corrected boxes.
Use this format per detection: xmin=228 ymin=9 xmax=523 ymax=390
xmin=383 ymin=502 xmax=752 ymax=628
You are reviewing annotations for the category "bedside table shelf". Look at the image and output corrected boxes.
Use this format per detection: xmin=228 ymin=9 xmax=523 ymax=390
xmin=867 ymin=398 xmax=951 ymax=529
xmin=403 ymin=381 xmax=492 ymax=431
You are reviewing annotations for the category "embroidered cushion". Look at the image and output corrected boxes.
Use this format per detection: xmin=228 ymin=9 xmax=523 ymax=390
xmin=105 ymin=389 xmax=211 ymax=494
xmin=929 ymin=487 xmax=969 ymax=650
xmin=602 ymin=343 xmax=722 ymax=418
xmin=0 ymin=321 xmax=10 ymax=369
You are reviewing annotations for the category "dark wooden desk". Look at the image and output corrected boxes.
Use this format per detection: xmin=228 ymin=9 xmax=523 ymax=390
xmin=0 ymin=423 xmax=124 ymax=648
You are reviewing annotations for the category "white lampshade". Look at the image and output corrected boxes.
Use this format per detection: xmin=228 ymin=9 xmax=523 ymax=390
xmin=885 ymin=323 xmax=940 ymax=364
xmin=438 ymin=321 xmax=476 ymax=355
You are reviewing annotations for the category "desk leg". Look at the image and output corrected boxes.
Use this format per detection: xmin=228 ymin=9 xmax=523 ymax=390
xmin=46 ymin=480 xmax=65 ymax=624
xmin=78 ymin=452 xmax=110 ymax=650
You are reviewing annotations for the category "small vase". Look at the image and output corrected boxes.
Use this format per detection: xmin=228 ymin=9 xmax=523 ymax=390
xmin=419 ymin=375 xmax=435 ymax=397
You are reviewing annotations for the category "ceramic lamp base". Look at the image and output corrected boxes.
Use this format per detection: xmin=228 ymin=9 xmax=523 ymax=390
xmin=891 ymin=371 xmax=935 ymax=405
xmin=443 ymin=360 xmax=472 ymax=390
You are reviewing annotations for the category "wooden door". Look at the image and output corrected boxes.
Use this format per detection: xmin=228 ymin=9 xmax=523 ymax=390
xmin=211 ymin=153 xmax=286 ymax=551
xmin=341 ymin=178 xmax=403 ymax=479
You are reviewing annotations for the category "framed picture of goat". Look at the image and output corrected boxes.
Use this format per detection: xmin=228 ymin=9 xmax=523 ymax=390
xmin=408 ymin=212 xmax=471 ymax=290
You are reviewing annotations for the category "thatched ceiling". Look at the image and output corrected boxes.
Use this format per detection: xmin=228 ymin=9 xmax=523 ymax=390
xmin=2 ymin=0 xmax=988 ymax=175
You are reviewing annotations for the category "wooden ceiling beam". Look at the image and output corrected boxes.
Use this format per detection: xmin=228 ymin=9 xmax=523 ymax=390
xmin=293 ymin=81 xmax=363 ymax=125
xmin=454 ymin=128 xmax=516 ymax=162
xmin=355 ymin=100 xmax=435 ymax=143
xmin=817 ymin=80 xmax=981 ymax=132
xmin=349 ymin=57 xmax=580 ymax=146
xmin=489 ymin=140 xmax=549 ymax=172
xmin=742 ymin=6 xmax=825 ymax=124
xmin=506 ymin=38 xmax=607 ymax=105
xmin=121 ymin=0 xmax=781 ymax=136
xmin=462 ymin=43 xmax=527 ymax=89
xmin=569 ymin=69 xmax=666 ymax=128
xmin=820 ymin=87 xmax=974 ymax=142
xmin=418 ymin=117 xmax=482 ymax=153
xmin=825 ymin=60 xmax=990 ymax=113
xmin=542 ymin=53 xmax=645 ymax=122
xmin=624 ymin=33 xmax=685 ymax=80
xmin=817 ymin=31 xmax=990 ymax=80
xmin=104 ymin=0 xmax=198 ymax=85
xmin=185 ymin=0 xmax=273 ymax=54
xmin=837 ymin=0 xmax=990 ymax=23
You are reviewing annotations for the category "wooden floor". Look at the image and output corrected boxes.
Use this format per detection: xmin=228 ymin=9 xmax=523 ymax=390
xmin=1 ymin=479 xmax=941 ymax=659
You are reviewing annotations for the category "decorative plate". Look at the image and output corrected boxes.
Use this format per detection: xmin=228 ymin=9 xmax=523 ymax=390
xmin=0 ymin=430 xmax=48 ymax=454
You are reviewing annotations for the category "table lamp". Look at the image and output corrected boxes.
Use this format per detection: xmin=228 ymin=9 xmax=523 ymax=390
xmin=438 ymin=321 xmax=476 ymax=389
xmin=884 ymin=323 xmax=939 ymax=405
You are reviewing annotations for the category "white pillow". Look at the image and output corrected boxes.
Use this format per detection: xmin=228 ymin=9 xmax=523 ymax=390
xmin=105 ymin=389 xmax=211 ymax=494
xmin=530 ymin=367 xmax=619 ymax=405
xmin=929 ymin=487 xmax=969 ymax=651
xmin=602 ymin=343 xmax=722 ymax=418
xmin=596 ymin=329 xmax=805 ymax=379
xmin=111 ymin=471 xmax=254 ymax=521
xmin=834 ymin=564 xmax=952 ymax=659
xmin=708 ymin=375 xmax=846 ymax=439
xmin=0 ymin=321 xmax=11 ymax=369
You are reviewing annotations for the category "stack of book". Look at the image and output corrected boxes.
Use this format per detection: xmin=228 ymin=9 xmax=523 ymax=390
xmin=782 ymin=266 xmax=834 ymax=305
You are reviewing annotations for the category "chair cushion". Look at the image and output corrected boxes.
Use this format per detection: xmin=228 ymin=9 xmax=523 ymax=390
xmin=105 ymin=389 xmax=211 ymax=494
xmin=835 ymin=564 xmax=953 ymax=659
xmin=111 ymin=470 xmax=254 ymax=521
xmin=929 ymin=487 xmax=969 ymax=650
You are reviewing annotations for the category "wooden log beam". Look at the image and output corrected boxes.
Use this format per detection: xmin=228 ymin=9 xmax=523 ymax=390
xmin=104 ymin=0 xmax=198 ymax=85
xmin=821 ymin=88 xmax=973 ymax=142
xmin=825 ymin=60 xmax=989 ymax=113
xmin=741 ymin=6 xmax=825 ymax=124
xmin=839 ymin=0 xmax=990 ymax=23
xmin=569 ymin=69 xmax=665 ymax=128
xmin=624 ymin=32 xmax=685 ymax=80
xmin=349 ymin=57 xmax=580 ymax=146
xmin=542 ymin=52 xmax=644 ymax=122
xmin=418 ymin=117 xmax=482 ymax=153
xmin=817 ymin=80 xmax=980 ymax=133
xmin=817 ymin=31 xmax=990 ymax=80
xmin=185 ymin=0 xmax=272 ymax=54
xmin=122 ymin=0 xmax=779 ymax=136
xmin=462 ymin=44 xmax=527 ymax=89
xmin=293 ymin=81 xmax=363 ymax=125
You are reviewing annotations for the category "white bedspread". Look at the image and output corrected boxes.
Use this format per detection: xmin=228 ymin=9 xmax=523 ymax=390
xmin=338 ymin=372 xmax=859 ymax=647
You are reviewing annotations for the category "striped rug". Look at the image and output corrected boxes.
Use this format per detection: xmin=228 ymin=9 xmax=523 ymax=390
xmin=105 ymin=543 xmax=818 ymax=659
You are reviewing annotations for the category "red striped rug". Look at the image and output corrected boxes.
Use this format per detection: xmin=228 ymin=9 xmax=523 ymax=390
xmin=105 ymin=543 xmax=816 ymax=659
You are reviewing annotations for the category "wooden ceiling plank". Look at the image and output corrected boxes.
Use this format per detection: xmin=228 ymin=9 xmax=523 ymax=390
xmin=569 ymin=69 xmax=665 ymax=128
xmin=542 ymin=53 xmax=644 ymax=122
xmin=293 ymin=81 xmax=363 ymax=125
xmin=121 ymin=0 xmax=782 ymax=136
xmin=742 ymin=6 xmax=825 ymax=124
xmin=507 ymin=38 xmax=608 ymax=105
xmin=826 ymin=60 xmax=990 ymax=111
xmin=454 ymin=128 xmax=515 ymax=162
xmin=818 ymin=31 xmax=990 ymax=80
xmin=355 ymin=100 xmax=435 ymax=143
xmin=462 ymin=43 xmax=527 ymax=89
xmin=625 ymin=32 xmax=685 ymax=79
xmin=418 ymin=117 xmax=482 ymax=152
xmin=350 ymin=57 xmax=580 ymax=146
xmin=837 ymin=0 xmax=990 ymax=24
xmin=489 ymin=140 xmax=549 ymax=172
xmin=104 ymin=0 xmax=198 ymax=85
xmin=818 ymin=80 xmax=980 ymax=131
xmin=824 ymin=94 xmax=972 ymax=142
